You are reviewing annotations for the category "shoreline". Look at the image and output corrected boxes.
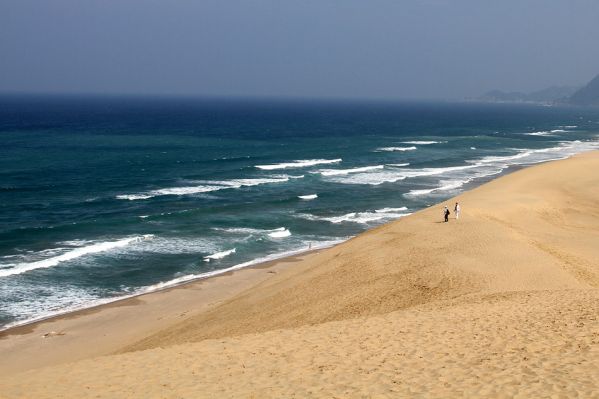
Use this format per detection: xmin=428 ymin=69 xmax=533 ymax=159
xmin=0 ymin=149 xmax=589 ymax=336
xmin=0 ymin=240 xmax=342 ymax=334
xmin=1 ymin=150 xmax=598 ymax=396
xmin=0 ymin=247 xmax=331 ymax=375
xmin=0 ymin=250 xmax=308 ymax=336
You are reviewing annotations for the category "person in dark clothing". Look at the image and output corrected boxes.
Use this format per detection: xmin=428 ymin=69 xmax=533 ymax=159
xmin=443 ymin=206 xmax=450 ymax=222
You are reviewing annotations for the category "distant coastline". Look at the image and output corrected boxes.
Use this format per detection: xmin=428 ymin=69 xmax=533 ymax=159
xmin=474 ymin=73 xmax=599 ymax=107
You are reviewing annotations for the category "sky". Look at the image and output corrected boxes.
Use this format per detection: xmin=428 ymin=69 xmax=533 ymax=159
xmin=1 ymin=0 xmax=599 ymax=100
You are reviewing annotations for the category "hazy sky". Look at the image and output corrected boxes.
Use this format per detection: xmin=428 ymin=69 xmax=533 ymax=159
xmin=2 ymin=0 xmax=599 ymax=100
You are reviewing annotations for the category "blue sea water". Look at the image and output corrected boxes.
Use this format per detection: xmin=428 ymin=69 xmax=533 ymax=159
xmin=1 ymin=95 xmax=599 ymax=328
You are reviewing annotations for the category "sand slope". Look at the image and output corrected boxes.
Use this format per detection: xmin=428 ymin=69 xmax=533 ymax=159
xmin=2 ymin=290 xmax=597 ymax=398
xmin=123 ymin=153 xmax=599 ymax=351
xmin=1 ymin=152 xmax=598 ymax=398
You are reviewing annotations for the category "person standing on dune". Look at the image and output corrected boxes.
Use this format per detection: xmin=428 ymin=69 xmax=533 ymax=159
xmin=444 ymin=206 xmax=450 ymax=222
xmin=454 ymin=202 xmax=460 ymax=219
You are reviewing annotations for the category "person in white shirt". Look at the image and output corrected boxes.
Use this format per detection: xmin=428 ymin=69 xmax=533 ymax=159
xmin=454 ymin=202 xmax=461 ymax=219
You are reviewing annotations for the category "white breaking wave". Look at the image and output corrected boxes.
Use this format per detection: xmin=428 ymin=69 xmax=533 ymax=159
xmin=324 ymin=164 xmax=479 ymax=185
xmin=117 ymin=177 xmax=293 ymax=201
xmin=327 ymin=140 xmax=599 ymax=187
xmin=270 ymin=174 xmax=305 ymax=180
xmin=406 ymin=180 xmax=469 ymax=197
xmin=213 ymin=226 xmax=291 ymax=239
xmin=117 ymin=194 xmax=154 ymax=200
xmin=117 ymin=185 xmax=223 ymax=200
xmin=204 ymin=248 xmax=236 ymax=262
xmin=0 ymin=284 xmax=111 ymax=332
xmin=401 ymin=141 xmax=445 ymax=145
xmin=525 ymin=128 xmax=573 ymax=136
xmin=324 ymin=170 xmax=410 ymax=185
xmin=1 ymin=239 xmax=349 ymax=332
xmin=472 ymin=142 xmax=588 ymax=166
xmin=375 ymin=207 xmax=408 ymax=213
xmin=374 ymin=146 xmax=417 ymax=152
xmin=215 ymin=177 xmax=295 ymax=187
xmin=525 ymin=131 xmax=553 ymax=136
xmin=453 ymin=142 xmax=596 ymax=170
xmin=151 ymin=185 xmax=223 ymax=196
xmin=406 ymin=140 xmax=599 ymax=197
xmin=475 ymin=151 xmax=534 ymax=164
xmin=0 ymin=235 xmax=155 ymax=278
xmin=386 ymin=163 xmax=410 ymax=167
xmin=268 ymin=228 xmax=291 ymax=238
xmin=129 ymin=236 xmax=220 ymax=255
xmin=255 ymin=159 xmax=342 ymax=170
xmin=299 ymin=207 xmax=410 ymax=224
xmin=298 ymin=194 xmax=318 ymax=200
xmin=212 ymin=227 xmax=267 ymax=235
xmin=315 ymin=165 xmax=384 ymax=176
xmin=130 ymin=239 xmax=347 ymax=298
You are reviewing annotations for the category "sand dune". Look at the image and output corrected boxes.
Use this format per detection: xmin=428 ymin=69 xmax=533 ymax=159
xmin=123 ymin=153 xmax=598 ymax=351
xmin=1 ymin=152 xmax=598 ymax=398
xmin=2 ymin=290 xmax=597 ymax=398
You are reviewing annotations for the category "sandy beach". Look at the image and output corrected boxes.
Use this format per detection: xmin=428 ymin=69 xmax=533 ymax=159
xmin=1 ymin=151 xmax=598 ymax=398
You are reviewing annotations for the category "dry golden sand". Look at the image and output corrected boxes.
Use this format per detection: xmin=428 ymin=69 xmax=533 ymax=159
xmin=1 ymin=152 xmax=599 ymax=398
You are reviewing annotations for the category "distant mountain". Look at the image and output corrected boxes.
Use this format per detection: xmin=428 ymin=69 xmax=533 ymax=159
xmin=527 ymin=86 xmax=579 ymax=103
xmin=568 ymin=74 xmax=599 ymax=106
xmin=477 ymin=86 xmax=578 ymax=104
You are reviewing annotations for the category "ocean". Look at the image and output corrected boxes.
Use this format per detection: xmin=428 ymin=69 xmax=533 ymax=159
xmin=1 ymin=95 xmax=598 ymax=329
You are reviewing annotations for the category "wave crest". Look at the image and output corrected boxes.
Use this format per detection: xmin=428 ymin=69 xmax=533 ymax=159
xmin=315 ymin=165 xmax=384 ymax=176
xmin=204 ymin=248 xmax=236 ymax=262
xmin=0 ymin=235 xmax=154 ymax=278
xmin=117 ymin=177 xmax=295 ymax=200
xmin=374 ymin=146 xmax=417 ymax=152
xmin=298 ymin=207 xmax=410 ymax=224
xmin=255 ymin=159 xmax=342 ymax=170
xmin=401 ymin=141 xmax=445 ymax=145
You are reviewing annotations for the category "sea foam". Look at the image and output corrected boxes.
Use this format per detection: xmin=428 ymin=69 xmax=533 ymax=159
xmin=401 ymin=141 xmax=445 ymax=145
xmin=0 ymin=238 xmax=348 ymax=332
xmin=299 ymin=207 xmax=410 ymax=224
xmin=406 ymin=140 xmax=599 ymax=197
xmin=374 ymin=146 xmax=417 ymax=152
xmin=323 ymin=164 xmax=479 ymax=185
xmin=0 ymin=235 xmax=154 ymax=278
xmin=268 ymin=228 xmax=291 ymax=238
xmin=204 ymin=248 xmax=236 ymax=262
xmin=406 ymin=180 xmax=470 ymax=197
xmin=525 ymin=131 xmax=553 ymax=136
xmin=117 ymin=177 xmax=293 ymax=200
xmin=212 ymin=226 xmax=291 ymax=239
xmin=255 ymin=159 xmax=342 ymax=170
xmin=315 ymin=165 xmax=384 ymax=176
xmin=135 ymin=240 xmax=346 ymax=292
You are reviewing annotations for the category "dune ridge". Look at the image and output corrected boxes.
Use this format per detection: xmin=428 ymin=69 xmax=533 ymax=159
xmin=1 ymin=152 xmax=598 ymax=398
